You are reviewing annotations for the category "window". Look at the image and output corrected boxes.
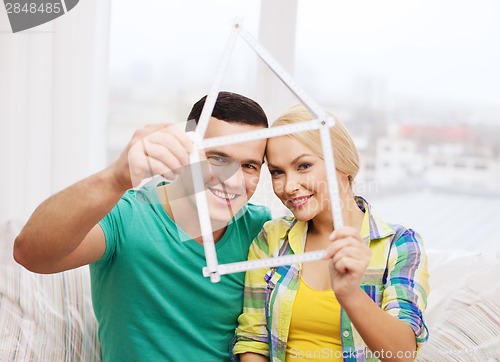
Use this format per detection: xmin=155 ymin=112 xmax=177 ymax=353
xmin=107 ymin=0 xmax=261 ymax=162
xmin=107 ymin=0 xmax=500 ymax=251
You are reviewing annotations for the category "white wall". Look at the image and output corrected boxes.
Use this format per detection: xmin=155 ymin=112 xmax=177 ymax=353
xmin=248 ymin=0 xmax=298 ymax=217
xmin=255 ymin=0 xmax=298 ymax=121
xmin=0 ymin=0 xmax=111 ymax=224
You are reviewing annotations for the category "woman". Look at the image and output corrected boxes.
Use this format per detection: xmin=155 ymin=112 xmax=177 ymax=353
xmin=233 ymin=105 xmax=429 ymax=362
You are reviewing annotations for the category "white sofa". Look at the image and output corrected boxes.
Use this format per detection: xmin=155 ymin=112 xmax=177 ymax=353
xmin=1 ymin=220 xmax=499 ymax=361
xmin=0 ymin=221 xmax=100 ymax=361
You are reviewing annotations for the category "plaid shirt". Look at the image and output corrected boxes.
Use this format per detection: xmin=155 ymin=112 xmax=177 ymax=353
xmin=234 ymin=197 xmax=429 ymax=362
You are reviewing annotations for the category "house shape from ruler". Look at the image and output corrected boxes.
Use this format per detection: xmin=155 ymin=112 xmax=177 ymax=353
xmin=189 ymin=22 xmax=343 ymax=282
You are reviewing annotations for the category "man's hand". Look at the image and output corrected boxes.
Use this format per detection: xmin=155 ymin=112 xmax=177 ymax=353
xmin=14 ymin=122 xmax=193 ymax=273
xmin=110 ymin=123 xmax=193 ymax=191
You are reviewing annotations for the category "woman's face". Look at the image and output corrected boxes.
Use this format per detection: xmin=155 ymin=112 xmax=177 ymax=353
xmin=266 ymin=136 xmax=333 ymax=222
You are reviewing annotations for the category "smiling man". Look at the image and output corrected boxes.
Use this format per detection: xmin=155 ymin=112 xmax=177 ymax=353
xmin=14 ymin=92 xmax=271 ymax=361
xmin=166 ymin=114 xmax=268 ymax=242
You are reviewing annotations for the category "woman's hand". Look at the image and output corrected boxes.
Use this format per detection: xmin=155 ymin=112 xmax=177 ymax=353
xmin=323 ymin=226 xmax=372 ymax=302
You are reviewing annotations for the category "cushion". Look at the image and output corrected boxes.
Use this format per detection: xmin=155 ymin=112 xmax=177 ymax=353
xmin=0 ymin=220 xmax=101 ymax=361
xmin=416 ymin=249 xmax=500 ymax=361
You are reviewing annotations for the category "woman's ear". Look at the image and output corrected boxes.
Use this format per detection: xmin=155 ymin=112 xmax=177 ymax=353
xmin=335 ymin=171 xmax=353 ymax=194
xmin=336 ymin=170 xmax=350 ymax=181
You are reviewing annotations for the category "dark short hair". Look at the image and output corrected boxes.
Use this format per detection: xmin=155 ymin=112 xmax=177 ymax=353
xmin=186 ymin=91 xmax=268 ymax=131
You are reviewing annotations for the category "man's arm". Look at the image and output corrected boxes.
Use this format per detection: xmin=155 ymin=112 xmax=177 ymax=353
xmin=14 ymin=124 xmax=192 ymax=273
xmin=14 ymin=168 xmax=124 ymax=273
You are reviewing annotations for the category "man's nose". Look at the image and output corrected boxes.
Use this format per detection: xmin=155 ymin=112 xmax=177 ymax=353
xmin=220 ymin=166 xmax=245 ymax=189
xmin=206 ymin=159 xmax=239 ymax=184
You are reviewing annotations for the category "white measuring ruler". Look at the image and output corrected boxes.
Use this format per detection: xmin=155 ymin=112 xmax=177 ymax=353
xmin=188 ymin=22 xmax=344 ymax=282
xmin=203 ymin=250 xmax=327 ymax=277
xmin=188 ymin=23 xmax=243 ymax=283
xmin=202 ymin=118 xmax=334 ymax=148
xmin=194 ymin=23 xmax=242 ymax=139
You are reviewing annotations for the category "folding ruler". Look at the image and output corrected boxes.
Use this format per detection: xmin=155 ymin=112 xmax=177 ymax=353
xmin=189 ymin=22 xmax=343 ymax=283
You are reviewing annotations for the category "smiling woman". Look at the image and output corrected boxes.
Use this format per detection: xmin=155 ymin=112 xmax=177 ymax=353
xmin=234 ymin=105 xmax=430 ymax=362
xmin=2 ymin=1 xmax=499 ymax=361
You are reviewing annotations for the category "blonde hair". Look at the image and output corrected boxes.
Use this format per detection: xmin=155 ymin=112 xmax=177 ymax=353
xmin=272 ymin=105 xmax=360 ymax=184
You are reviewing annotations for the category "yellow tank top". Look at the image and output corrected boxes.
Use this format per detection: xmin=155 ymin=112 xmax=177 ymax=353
xmin=285 ymin=277 xmax=343 ymax=361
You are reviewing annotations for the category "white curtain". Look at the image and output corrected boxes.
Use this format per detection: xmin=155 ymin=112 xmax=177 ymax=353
xmin=255 ymin=0 xmax=298 ymax=121
xmin=0 ymin=0 xmax=111 ymax=224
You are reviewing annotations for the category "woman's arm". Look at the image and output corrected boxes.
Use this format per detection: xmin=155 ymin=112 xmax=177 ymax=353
xmin=240 ymin=352 xmax=269 ymax=362
xmin=338 ymin=289 xmax=417 ymax=362
xmin=325 ymin=226 xmax=428 ymax=362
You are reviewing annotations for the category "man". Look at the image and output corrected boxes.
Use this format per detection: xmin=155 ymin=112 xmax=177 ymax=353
xmin=14 ymin=91 xmax=271 ymax=361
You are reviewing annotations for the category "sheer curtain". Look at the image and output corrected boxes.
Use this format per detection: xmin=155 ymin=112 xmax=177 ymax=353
xmin=0 ymin=0 xmax=111 ymax=224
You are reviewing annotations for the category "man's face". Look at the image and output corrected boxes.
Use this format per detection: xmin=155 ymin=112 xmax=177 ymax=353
xmin=183 ymin=117 xmax=267 ymax=224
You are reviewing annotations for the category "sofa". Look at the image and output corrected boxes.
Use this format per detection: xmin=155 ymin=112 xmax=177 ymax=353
xmin=1 ymin=220 xmax=499 ymax=361
xmin=0 ymin=221 xmax=100 ymax=361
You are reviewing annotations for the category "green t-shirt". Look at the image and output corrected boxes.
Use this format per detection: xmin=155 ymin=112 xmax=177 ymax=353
xmin=90 ymin=185 xmax=271 ymax=362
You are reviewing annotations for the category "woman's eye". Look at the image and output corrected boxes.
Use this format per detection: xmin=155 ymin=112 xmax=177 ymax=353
xmin=298 ymin=163 xmax=312 ymax=171
xmin=269 ymin=169 xmax=283 ymax=177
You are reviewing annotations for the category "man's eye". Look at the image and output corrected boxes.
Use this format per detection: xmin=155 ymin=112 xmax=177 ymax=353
xmin=269 ymin=169 xmax=283 ymax=177
xmin=242 ymin=164 xmax=258 ymax=171
xmin=208 ymin=156 xmax=229 ymax=166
